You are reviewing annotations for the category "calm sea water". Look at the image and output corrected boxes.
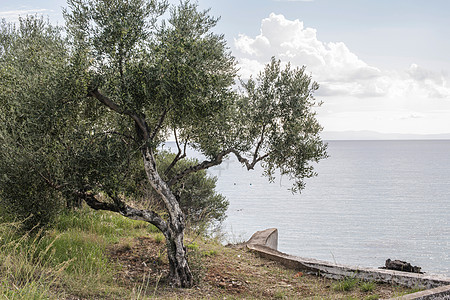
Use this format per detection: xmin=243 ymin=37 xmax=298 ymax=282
xmin=164 ymin=140 xmax=450 ymax=275
xmin=207 ymin=140 xmax=450 ymax=276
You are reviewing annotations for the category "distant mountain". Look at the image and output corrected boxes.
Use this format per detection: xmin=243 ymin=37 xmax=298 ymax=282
xmin=321 ymin=130 xmax=450 ymax=140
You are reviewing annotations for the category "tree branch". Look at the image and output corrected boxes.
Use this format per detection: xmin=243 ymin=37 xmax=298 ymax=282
xmin=164 ymin=129 xmax=187 ymax=176
xmin=168 ymin=145 xmax=272 ymax=186
xmin=150 ymin=107 xmax=170 ymax=141
xmin=88 ymin=89 xmax=149 ymax=140
xmin=230 ymin=149 xmax=270 ymax=170
xmin=253 ymin=124 xmax=266 ymax=163
xmin=168 ymin=149 xmax=232 ymax=186
xmin=81 ymin=192 xmax=168 ymax=233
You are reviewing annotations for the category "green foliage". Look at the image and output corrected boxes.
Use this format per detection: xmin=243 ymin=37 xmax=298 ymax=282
xmin=186 ymin=242 xmax=199 ymax=251
xmin=154 ymin=233 xmax=165 ymax=244
xmin=240 ymin=58 xmax=328 ymax=192
xmin=1 ymin=1 xmax=326 ymax=286
xmin=0 ymin=16 xmax=68 ymax=229
xmin=0 ymin=15 xmax=143 ymax=228
xmin=0 ymin=209 xmax=153 ymax=298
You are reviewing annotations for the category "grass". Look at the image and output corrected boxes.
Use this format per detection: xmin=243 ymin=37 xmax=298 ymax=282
xmin=360 ymin=281 xmax=376 ymax=292
xmin=0 ymin=207 xmax=418 ymax=299
xmin=332 ymin=277 xmax=360 ymax=291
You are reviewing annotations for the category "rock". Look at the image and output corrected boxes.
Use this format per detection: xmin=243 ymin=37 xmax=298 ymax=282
xmin=382 ymin=259 xmax=422 ymax=273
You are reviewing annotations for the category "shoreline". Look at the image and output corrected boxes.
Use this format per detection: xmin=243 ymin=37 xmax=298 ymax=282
xmin=245 ymin=228 xmax=450 ymax=298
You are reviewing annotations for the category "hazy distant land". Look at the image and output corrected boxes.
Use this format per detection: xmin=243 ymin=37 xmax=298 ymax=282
xmin=321 ymin=130 xmax=450 ymax=140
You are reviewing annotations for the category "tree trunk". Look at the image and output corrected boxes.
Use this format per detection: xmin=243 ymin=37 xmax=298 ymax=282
xmin=165 ymin=225 xmax=193 ymax=287
xmin=142 ymin=147 xmax=194 ymax=288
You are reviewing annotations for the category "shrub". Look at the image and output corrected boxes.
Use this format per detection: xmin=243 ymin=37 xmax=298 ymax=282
xmin=0 ymin=158 xmax=64 ymax=230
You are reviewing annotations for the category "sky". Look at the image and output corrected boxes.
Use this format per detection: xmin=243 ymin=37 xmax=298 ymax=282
xmin=1 ymin=0 xmax=450 ymax=135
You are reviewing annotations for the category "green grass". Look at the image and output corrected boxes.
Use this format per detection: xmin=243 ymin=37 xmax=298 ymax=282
xmin=332 ymin=277 xmax=360 ymax=292
xmin=0 ymin=206 xmax=160 ymax=299
xmin=360 ymin=281 xmax=376 ymax=292
xmin=0 ymin=221 xmax=63 ymax=299
xmin=54 ymin=207 xmax=156 ymax=242
xmin=0 ymin=207 xmax=417 ymax=299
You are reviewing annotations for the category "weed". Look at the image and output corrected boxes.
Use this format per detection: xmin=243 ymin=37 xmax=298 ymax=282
xmin=408 ymin=286 xmax=425 ymax=294
xmin=131 ymin=272 xmax=151 ymax=300
xmin=54 ymin=207 xmax=150 ymax=242
xmin=332 ymin=277 xmax=359 ymax=292
xmin=203 ymin=249 xmax=217 ymax=257
xmin=360 ymin=281 xmax=376 ymax=292
xmin=186 ymin=241 xmax=199 ymax=250
xmin=186 ymin=244 xmax=205 ymax=285
xmin=154 ymin=233 xmax=165 ymax=244
xmin=365 ymin=294 xmax=380 ymax=300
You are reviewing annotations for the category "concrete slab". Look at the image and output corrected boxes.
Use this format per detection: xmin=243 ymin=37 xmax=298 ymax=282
xmin=245 ymin=228 xmax=450 ymax=293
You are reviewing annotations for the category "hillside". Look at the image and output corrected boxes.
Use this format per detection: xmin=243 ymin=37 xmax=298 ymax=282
xmin=0 ymin=208 xmax=416 ymax=299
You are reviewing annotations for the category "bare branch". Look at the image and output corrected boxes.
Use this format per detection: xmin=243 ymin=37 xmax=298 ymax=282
xmin=168 ymin=146 xmax=272 ymax=186
xmin=168 ymin=149 xmax=233 ymax=186
xmin=253 ymin=124 xmax=266 ymax=163
xmin=229 ymin=148 xmax=271 ymax=170
xmin=164 ymin=129 xmax=188 ymax=176
xmin=81 ymin=192 xmax=168 ymax=233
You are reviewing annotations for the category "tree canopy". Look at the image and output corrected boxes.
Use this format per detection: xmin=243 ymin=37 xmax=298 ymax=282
xmin=0 ymin=0 xmax=327 ymax=288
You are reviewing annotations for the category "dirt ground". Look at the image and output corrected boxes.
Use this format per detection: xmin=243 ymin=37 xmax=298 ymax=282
xmin=106 ymin=236 xmax=414 ymax=299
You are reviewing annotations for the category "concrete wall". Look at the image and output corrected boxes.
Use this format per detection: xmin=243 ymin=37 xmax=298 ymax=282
xmin=390 ymin=285 xmax=450 ymax=299
xmin=246 ymin=228 xmax=450 ymax=295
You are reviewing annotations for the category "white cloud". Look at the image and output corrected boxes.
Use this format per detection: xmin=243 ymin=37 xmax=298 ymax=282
xmin=234 ymin=13 xmax=450 ymax=101
xmin=0 ymin=9 xmax=53 ymax=22
xmin=406 ymin=64 xmax=449 ymax=98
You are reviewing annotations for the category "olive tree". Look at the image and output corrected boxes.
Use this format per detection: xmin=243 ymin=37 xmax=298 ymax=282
xmin=0 ymin=0 xmax=327 ymax=288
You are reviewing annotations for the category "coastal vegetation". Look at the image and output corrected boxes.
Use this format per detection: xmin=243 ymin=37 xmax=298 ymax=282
xmin=0 ymin=207 xmax=415 ymax=299
xmin=0 ymin=0 xmax=327 ymax=288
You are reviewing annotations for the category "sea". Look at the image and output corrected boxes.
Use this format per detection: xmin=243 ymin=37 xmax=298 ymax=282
xmin=164 ymin=140 xmax=450 ymax=276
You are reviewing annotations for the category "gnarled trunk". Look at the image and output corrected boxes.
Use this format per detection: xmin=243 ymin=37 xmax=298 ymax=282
xmin=164 ymin=224 xmax=193 ymax=287
xmin=142 ymin=147 xmax=193 ymax=288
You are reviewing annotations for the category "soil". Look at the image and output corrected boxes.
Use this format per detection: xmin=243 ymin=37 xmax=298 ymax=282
xmin=104 ymin=236 xmax=414 ymax=299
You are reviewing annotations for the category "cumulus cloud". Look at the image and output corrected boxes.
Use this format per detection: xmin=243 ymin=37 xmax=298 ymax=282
xmin=234 ymin=13 xmax=450 ymax=100
xmin=406 ymin=64 xmax=449 ymax=98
